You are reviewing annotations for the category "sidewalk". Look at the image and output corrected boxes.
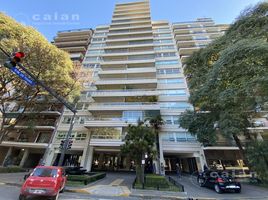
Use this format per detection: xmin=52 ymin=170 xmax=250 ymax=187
xmin=0 ymin=172 xmax=27 ymax=187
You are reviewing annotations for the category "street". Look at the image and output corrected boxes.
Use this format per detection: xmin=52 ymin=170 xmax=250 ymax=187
xmin=171 ymin=174 xmax=268 ymax=199
xmin=0 ymin=184 xmax=142 ymax=200
xmin=1 ymin=172 xmax=268 ymax=200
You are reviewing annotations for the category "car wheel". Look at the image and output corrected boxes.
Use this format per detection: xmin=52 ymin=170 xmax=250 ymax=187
xmin=197 ymin=177 xmax=205 ymax=187
xmin=60 ymin=186 xmax=65 ymax=193
xmin=214 ymin=184 xmax=223 ymax=194
xmin=52 ymin=192 xmax=59 ymax=200
xmin=18 ymin=195 xmax=26 ymax=200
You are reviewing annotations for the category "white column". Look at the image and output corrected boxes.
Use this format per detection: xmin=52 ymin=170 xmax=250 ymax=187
xmin=159 ymin=134 xmax=165 ymax=175
xmin=83 ymin=146 xmax=94 ymax=172
xmin=44 ymin=148 xmax=56 ymax=166
xmin=19 ymin=149 xmax=29 ymax=167
xmin=2 ymin=147 xmax=13 ymax=166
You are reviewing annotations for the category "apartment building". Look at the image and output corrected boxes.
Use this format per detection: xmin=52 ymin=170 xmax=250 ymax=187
xmin=173 ymin=18 xmax=229 ymax=65
xmin=43 ymin=0 xmax=207 ymax=174
xmin=0 ymin=99 xmax=63 ymax=168
xmin=53 ymin=28 xmax=94 ymax=87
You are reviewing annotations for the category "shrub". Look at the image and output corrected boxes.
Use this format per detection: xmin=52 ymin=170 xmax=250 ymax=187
xmin=67 ymin=172 xmax=106 ymax=185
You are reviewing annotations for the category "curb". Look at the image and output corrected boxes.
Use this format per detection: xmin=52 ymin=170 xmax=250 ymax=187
xmin=130 ymin=194 xmax=188 ymax=200
xmin=0 ymin=182 xmax=22 ymax=187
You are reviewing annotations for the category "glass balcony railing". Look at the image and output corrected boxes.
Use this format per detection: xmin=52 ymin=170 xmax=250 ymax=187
xmin=89 ymin=102 xmax=158 ymax=106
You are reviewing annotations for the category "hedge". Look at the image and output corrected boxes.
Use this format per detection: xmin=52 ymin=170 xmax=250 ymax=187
xmin=67 ymin=172 xmax=106 ymax=185
xmin=0 ymin=166 xmax=27 ymax=173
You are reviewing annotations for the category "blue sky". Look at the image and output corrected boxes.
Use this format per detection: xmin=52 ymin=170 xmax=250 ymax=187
xmin=1 ymin=0 xmax=262 ymax=41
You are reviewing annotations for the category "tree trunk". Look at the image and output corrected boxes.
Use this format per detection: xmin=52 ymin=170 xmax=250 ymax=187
xmin=232 ymin=134 xmax=250 ymax=169
xmin=136 ymin=160 xmax=142 ymax=184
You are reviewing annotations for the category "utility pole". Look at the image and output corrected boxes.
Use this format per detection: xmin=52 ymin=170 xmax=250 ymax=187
xmin=0 ymin=46 xmax=77 ymax=166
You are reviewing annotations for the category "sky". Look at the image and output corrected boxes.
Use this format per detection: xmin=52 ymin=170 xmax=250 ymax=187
xmin=0 ymin=0 xmax=262 ymax=41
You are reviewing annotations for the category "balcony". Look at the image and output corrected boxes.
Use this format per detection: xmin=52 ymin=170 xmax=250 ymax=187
xmin=84 ymin=118 xmax=129 ymax=127
xmin=91 ymin=89 xmax=159 ymax=98
xmin=102 ymin=50 xmax=155 ymax=57
xmin=107 ymin=29 xmax=152 ymax=36
xmin=95 ymin=77 xmax=157 ymax=86
xmin=88 ymin=102 xmax=160 ymax=111
xmin=178 ymin=47 xmax=201 ymax=55
xmin=1 ymin=132 xmax=52 ymax=148
xmin=109 ymin=24 xmax=152 ymax=31
xmin=100 ymin=58 xmax=155 ymax=65
xmin=177 ymin=40 xmax=211 ymax=48
xmin=98 ymin=67 xmax=156 ymax=76
xmin=106 ymin=36 xmax=153 ymax=43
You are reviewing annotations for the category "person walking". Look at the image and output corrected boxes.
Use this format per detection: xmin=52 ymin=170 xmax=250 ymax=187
xmin=176 ymin=163 xmax=181 ymax=179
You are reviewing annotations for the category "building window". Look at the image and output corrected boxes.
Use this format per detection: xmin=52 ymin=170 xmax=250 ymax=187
xmin=157 ymin=68 xmax=180 ymax=75
xmin=159 ymin=102 xmax=192 ymax=109
xmin=158 ymin=78 xmax=184 ymax=84
xmin=154 ymin=45 xmax=175 ymax=51
xmin=162 ymin=115 xmax=180 ymax=125
xmin=155 ymin=52 xmax=176 ymax=58
xmin=155 ymin=60 xmax=179 ymax=66
xmin=154 ymin=39 xmax=173 ymax=44
xmin=161 ymin=89 xmax=187 ymax=96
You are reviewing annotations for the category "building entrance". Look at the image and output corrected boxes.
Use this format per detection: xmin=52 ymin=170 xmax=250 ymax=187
xmin=164 ymin=155 xmax=198 ymax=174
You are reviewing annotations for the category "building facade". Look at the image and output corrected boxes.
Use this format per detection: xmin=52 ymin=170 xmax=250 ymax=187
xmin=45 ymin=0 xmax=262 ymax=174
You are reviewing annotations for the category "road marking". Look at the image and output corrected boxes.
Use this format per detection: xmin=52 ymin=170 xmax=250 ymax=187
xmin=109 ymin=179 xmax=124 ymax=186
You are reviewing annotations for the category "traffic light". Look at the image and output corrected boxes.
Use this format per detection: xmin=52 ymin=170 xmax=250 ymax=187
xmin=59 ymin=140 xmax=65 ymax=150
xmin=4 ymin=51 xmax=25 ymax=69
xmin=67 ymin=140 xmax=73 ymax=150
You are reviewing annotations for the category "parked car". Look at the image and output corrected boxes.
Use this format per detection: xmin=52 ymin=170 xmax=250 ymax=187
xmin=197 ymin=170 xmax=241 ymax=193
xmin=19 ymin=166 xmax=67 ymax=200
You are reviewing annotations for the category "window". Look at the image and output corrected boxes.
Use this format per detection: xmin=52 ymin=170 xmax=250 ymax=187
xmin=157 ymin=68 xmax=180 ymax=75
xmin=92 ymin=38 xmax=106 ymax=42
xmin=155 ymin=52 xmax=176 ymax=58
xmin=158 ymin=78 xmax=184 ymax=84
xmin=154 ymin=33 xmax=172 ymax=38
xmin=94 ymin=32 xmax=107 ymax=36
xmin=154 ymin=39 xmax=173 ymax=44
xmin=162 ymin=133 xmax=175 ymax=142
xmin=160 ymin=102 xmax=192 ymax=109
xmin=62 ymin=117 xmax=72 ymax=124
xmin=76 ymin=132 xmax=87 ymax=141
xmin=161 ymin=89 xmax=187 ymax=96
xmin=84 ymin=56 xmax=102 ymax=62
xmin=123 ymin=111 xmax=143 ymax=121
xmin=90 ymin=43 xmax=105 ymax=47
xmin=154 ymin=45 xmax=175 ymax=51
xmin=154 ymin=28 xmax=170 ymax=32
xmin=155 ymin=60 xmax=179 ymax=66
xmin=162 ymin=115 xmax=180 ymax=125
xmin=87 ymin=50 xmax=104 ymax=54
xmin=83 ymin=63 xmax=100 ymax=68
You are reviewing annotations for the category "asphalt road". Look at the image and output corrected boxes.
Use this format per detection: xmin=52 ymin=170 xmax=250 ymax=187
xmin=171 ymin=174 xmax=268 ymax=199
xmin=0 ymin=184 xmax=142 ymax=200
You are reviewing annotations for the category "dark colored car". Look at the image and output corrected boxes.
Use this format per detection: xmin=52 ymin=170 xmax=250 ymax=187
xmin=19 ymin=166 xmax=67 ymax=200
xmin=197 ymin=170 xmax=241 ymax=193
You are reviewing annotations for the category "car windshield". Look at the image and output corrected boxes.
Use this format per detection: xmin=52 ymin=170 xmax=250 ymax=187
xmin=32 ymin=168 xmax=57 ymax=178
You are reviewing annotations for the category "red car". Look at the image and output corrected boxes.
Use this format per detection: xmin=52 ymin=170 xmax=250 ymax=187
xmin=19 ymin=166 xmax=67 ymax=200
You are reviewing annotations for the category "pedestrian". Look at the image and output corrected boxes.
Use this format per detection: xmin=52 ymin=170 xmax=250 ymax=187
xmin=176 ymin=163 xmax=181 ymax=178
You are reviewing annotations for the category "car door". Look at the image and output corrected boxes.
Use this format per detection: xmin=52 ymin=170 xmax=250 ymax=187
xmin=207 ymin=171 xmax=217 ymax=188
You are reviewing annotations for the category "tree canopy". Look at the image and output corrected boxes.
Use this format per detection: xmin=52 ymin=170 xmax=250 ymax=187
xmin=0 ymin=13 xmax=81 ymax=141
xmin=179 ymin=2 xmax=268 ymax=161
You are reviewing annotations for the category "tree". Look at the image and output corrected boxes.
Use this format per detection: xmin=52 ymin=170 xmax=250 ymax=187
xmin=121 ymin=120 xmax=156 ymax=183
xmin=0 ymin=13 xmax=81 ymax=143
xmin=179 ymin=2 xmax=268 ymax=166
xmin=246 ymin=141 xmax=268 ymax=182
xmin=147 ymin=115 xmax=164 ymax=174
